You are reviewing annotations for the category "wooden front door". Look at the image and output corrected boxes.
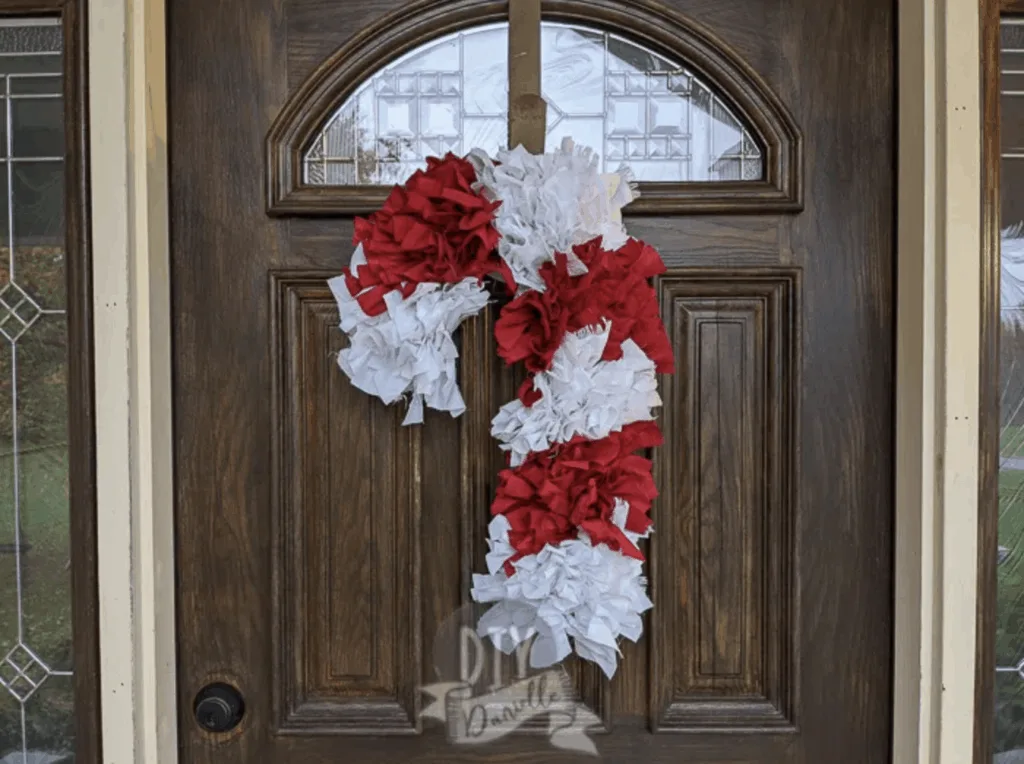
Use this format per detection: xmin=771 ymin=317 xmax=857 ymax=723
xmin=169 ymin=1 xmax=895 ymax=762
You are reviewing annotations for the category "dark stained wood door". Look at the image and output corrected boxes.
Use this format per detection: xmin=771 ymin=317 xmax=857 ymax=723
xmin=169 ymin=0 xmax=895 ymax=762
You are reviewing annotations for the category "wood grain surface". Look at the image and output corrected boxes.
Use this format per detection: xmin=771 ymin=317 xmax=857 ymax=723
xmin=170 ymin=0 xmax=895 ymax=761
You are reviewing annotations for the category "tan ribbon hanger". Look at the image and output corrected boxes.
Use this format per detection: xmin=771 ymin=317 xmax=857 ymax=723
xmin=507 ymin=0 xmax=546 ymax=153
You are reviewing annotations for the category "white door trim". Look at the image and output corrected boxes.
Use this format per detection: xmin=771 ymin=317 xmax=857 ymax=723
xmin=86 ymin=0 xmax=983 ymax=761
xmin=89 ymin=0 xmax=176 ymax=761
xmin=893 ymin=0 xmax=982 ymax=761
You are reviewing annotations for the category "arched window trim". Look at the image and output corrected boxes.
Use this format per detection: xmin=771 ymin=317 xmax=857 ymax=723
xmin=265 ymin=0 xmax=803 ymax=216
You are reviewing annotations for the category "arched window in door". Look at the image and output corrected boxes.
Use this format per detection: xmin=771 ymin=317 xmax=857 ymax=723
xmin=302 ymin=22 xmax=764 ymax=187
xmin=266 ymin=3 xmax=801 ymax=215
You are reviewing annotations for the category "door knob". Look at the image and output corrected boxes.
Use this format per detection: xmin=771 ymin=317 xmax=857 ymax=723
xmin=193 ymin=683 xmax=245 ymax=733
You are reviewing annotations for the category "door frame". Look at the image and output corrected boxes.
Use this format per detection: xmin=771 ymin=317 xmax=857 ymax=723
xmin=85 ymin=0 xmax=983 ymax=761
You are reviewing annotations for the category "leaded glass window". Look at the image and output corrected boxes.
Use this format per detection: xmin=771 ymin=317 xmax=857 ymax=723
xmin=303 ymin=22 xmax=763 ymax=187
xmin=0 ymin=18 xmax=73 ymax=764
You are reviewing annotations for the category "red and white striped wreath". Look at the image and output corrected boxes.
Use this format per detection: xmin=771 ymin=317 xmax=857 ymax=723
xmin=328 ymin=137 xmax=674 ymax=679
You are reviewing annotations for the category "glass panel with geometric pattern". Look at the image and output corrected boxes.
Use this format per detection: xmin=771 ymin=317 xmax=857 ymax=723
xmin=303 ymin=21 xmax=764 ymax=186
xmin=0 ymin=18 xmax=73 ymax=764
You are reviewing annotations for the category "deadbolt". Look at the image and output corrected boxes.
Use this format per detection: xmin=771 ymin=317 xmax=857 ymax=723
xmin=193 ymin=683 xmax=244 ymax=733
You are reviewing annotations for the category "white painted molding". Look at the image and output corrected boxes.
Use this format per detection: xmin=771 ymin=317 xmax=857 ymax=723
xmin=89 ymin=0 xmax=177 ymax=762
xmin=893 ymin=0 xmax=981 ymax=762
xmin=89 ymin=0 xmax=135 ymax=760
xmin=937 ymin=0 xmax=982 ymax=757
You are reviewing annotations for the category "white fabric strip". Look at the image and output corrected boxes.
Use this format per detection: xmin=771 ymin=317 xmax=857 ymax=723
xmin=328 ymin=245 xmax=489 ymax=425
xmin=469 ymin=137 xmax=637 ymax=291
xmin=490 ymin=322 xmax=662 ymax=466
xmin=472 ymin=505 xmax=653 ymax=679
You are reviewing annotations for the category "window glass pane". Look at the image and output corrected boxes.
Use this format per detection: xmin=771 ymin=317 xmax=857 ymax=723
xmin=8 ymin=78 xmax=60 ymax=98
xmin=0 ymin=18 xmax=72 ymax=764
xmin=302 ymin=21 xmax=763 ymax=186
xmin=11 ymin=100 xmax=63 ymax=158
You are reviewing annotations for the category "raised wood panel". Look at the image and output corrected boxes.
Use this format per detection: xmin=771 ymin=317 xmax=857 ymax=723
xmin=270 ymin=272 xmax=422 ymax=734
xmin=651 ymin=269 xmax=799 ymax=733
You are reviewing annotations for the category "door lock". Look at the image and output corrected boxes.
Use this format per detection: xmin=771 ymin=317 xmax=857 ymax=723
xmin=193 ymin=683 xmax=245 ymax=733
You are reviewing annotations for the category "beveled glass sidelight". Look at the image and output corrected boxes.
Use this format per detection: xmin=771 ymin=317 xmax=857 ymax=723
xmin=0 ymin=18 xmax=74 ymax=764
xmin=302 ymin=21 xmax=764 ymax=187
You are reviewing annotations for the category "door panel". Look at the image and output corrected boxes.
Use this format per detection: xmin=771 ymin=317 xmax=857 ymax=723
xmin=652 ymin=270 xmax=798 ymax=732
xmin=270 ymin=272 xmax=426 ymax=734
xmin=169 ymin=0 xmax=894 ymax=762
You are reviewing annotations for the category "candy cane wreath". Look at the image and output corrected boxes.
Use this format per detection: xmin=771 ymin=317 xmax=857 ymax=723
xmin=328 ymin=138 xmax=674 ymax=679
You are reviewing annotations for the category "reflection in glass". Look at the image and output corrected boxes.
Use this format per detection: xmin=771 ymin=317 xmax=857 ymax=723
xmin=303 ymin=22 xmax=763 ymax=186
xmin=0 ymin=19 xmax=73 ymax=764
